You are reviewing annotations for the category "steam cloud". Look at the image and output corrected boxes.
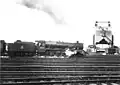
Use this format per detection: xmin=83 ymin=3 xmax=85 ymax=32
xmin=17 ymin=0 xmax=66 ymax=24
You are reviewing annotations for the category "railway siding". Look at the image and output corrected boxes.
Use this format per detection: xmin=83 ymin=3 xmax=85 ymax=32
xmin=1 ymin=55 xmax=120 ymax=84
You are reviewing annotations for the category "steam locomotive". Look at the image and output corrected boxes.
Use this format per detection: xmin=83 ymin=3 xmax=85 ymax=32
xmin=0 ymin=40 xmax=84 ymax=57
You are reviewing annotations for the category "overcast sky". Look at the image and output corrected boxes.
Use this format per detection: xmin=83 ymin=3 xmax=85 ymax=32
xmin=0 ymin=0 xmax=120 ymax=49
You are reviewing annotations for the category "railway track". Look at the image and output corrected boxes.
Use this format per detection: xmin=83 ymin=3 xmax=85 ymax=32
xmin=1 ymin=55 xmax=120 ymax=85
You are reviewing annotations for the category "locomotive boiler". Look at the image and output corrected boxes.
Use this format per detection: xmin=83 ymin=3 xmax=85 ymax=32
xmin=35 ymin=40 xmax=84 ymax=57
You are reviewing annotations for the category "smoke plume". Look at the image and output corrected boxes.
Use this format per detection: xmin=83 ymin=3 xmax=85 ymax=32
xmin=17 ymin=0 xmax=66 ymax=24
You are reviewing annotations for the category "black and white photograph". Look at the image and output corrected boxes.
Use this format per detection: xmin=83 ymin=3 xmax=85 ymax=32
xmin=1 ymin=0 xmax=120 ymax=85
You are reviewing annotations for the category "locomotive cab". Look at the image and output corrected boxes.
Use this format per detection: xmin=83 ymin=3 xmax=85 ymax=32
xmin=0 ymin=40 xmax=6 ymax=56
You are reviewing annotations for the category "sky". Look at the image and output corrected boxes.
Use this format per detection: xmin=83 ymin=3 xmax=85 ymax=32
xmin=0 ymin=0 xmax=120 ymax=49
